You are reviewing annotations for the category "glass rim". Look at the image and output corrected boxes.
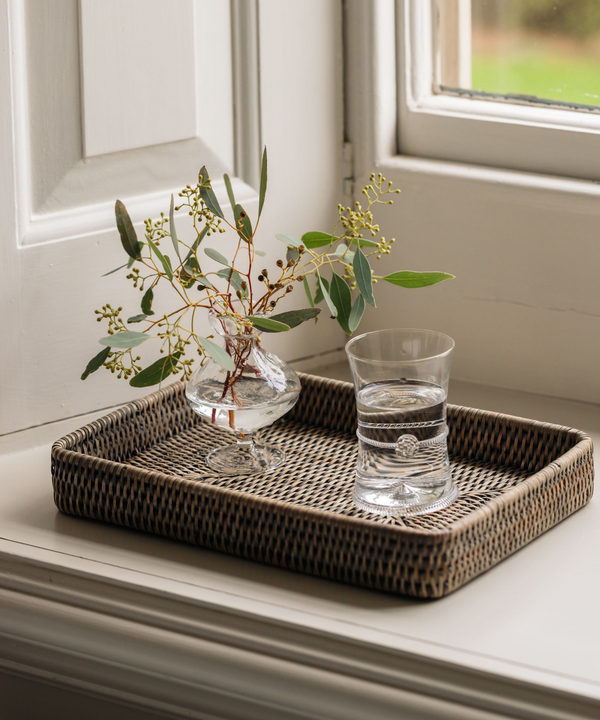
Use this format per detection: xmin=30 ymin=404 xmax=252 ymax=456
xmin=345 ymin=328 xmax=455 ymax=364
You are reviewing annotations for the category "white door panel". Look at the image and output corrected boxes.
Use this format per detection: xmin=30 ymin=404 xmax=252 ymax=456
xmin=0 ymin=0 xmax=344 ymax=436
xmin=80 ymin=0 xmax=197 ymax=158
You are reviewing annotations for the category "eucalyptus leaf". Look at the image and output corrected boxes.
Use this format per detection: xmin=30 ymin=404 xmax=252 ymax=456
xmin=169 ymin=194 xmax=181 ymax=261
xmin=216 ymin=267 xmax=244 ymax=292
xmin=275 ymin=233 xmax=302 ymax=248
xmin=129 ymin=352 xmax=181 ymax=388
xmin=81 ymin=346 xmax=111 ymax=381
xmin=258 ymin=147 xmax=268 ymax=217
xmin=333 ymin=244 xmax=354 ymax=263
xmin=115 ymin=200 xmax=142 ymax=260
xmin=254 ymin=249 xmax=267 ymax=257
xmin=286 ymin=247 xmax=299 ymax=263
xmin=204 ymin=247 xmax=230 ymax=266
xmin=141 ymin=287 xmax=154 ymax=315
xmin=183 ymin=224 xmax=209 ymax=265
xmin=303 ymin=275 xmax=314 ymax=307
xmin=246 ymin=316 xmax=291 ymax=333
xmin=99 ymin=331 xmax=151 ymax=349
xmin=127 ymin=314 xmax=148 ymax=324
xmin=146 ymin=237 xmax=174 ymax=281
xmin=269 ymin=308 xmax=321 ymax=328
xmin=199 ymin=166 xmax=224 ymax=219
xmin=301 ymin=231 xmax=336 ymax=249
xmin=313 ymin=276 xmax=329 ymax=305
xmin=223 ymin=173 xmax=236 ymax=209
xmin=353 ymin=247 xmax=376 ymax=307
xmin=197 ymin=275 xmax=214 ymax=290
xmin=348 ymin=294 xmax=365 ymax=333
xmin=329 ymin=271 xmax=352 ymax=334
xmin=234 ymin=203 xmax=253 ymax=242
xmin=351 ymin=238 xmax=378 ymax=248
xmin=102 ymin=262 xmax=128 ymax=277
xmin=197 ymin=336 xmax=235 ymax=371
xmin=316 ymin=273 xmax=337 ymax=317
xmin=180 ymin=258 xmax=199 ymax=289
xmin=382 ymin=271 xmax=455 ymax=288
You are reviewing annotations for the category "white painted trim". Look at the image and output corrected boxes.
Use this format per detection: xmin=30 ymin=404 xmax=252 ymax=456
xmin=0 ymin=551 xmax=598 ymax=720
xmin=21 ymin=177 xmax=256 ymax=248
xmin=231 ymin=0 xmax=263 ymax=190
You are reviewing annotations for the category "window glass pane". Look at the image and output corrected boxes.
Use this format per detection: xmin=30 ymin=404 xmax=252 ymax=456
xmin=438 ymin=0 xmax=600 ymax=111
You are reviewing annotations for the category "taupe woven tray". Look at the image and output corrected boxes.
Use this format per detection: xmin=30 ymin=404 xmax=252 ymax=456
xmin=51 ymin=373 xmax=594 ymax=598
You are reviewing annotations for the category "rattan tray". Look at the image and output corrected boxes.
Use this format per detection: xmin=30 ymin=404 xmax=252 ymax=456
xmin=51 ymin=373 xmax=594 ymax=598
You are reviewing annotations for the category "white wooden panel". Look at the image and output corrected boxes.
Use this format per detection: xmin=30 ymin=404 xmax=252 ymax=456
xmin=80 ymin=0 xmax=197 ymax=157
xmin=24 ymin=0 xmax=81 ymax=211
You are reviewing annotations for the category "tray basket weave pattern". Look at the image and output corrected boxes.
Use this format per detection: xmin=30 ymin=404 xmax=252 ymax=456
xmin=51 ymin=373 xmax=594 ymax=598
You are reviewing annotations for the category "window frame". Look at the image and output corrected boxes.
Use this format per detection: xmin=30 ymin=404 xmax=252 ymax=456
xmin=397 ymin=0 xmax=600 ymax=182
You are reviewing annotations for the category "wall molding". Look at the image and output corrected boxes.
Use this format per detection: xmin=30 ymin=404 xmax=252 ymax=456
xmin=0 ymin=550 xmax=597 ymax=720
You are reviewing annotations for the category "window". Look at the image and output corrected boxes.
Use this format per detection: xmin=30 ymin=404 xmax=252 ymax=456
xmin=399 ymin=0 xmax=600 ymax=180
xmin=344 ymin=0 xmax=600 ymax=404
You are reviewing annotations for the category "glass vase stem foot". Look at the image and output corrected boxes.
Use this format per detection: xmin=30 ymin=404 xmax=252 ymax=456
xmin=206 ymin=434 xmax=285 ymax=474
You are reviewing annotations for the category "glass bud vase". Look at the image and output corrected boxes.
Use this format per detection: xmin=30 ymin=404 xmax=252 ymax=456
xmin=185 ymin=313 xmax=301 ymax=474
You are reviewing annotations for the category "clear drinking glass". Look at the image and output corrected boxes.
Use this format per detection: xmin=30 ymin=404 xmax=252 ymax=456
xmin=345 ymin=329 xmax=457 ymax=517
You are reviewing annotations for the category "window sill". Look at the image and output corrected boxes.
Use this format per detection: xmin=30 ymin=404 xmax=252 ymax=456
xmin=0 ymin=368 xmax=598 ymax=719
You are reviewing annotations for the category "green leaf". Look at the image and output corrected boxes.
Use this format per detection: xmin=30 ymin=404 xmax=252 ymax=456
xmin=316 ymin=273 xmax=337 ymax=317
xmin=382 ymin=271 xmax=455 ymax=288
xmin=255 ymin=249 xmax=267 ymax=257
xmin=350 ymin=237 xmax=378 ymax=248
xmin=102 ymin=262 xmax=128 ymax=277
xmin=234 ymin=203 xmax=253 ymax=242
xmin=216 ymin=267 xmax=244 ymax=292
xmin=99 ymin=331 xmax=151 ymax=349
xmin=246 ymin=316 xmax=291 ymax=333
xmin=275 ymin=233 xmax=302 ymax=248
xmin=301 ymin=231 xmax=336 ymax=249
xmin=286 ymin=247 xmax=299 ymax=263
xmin=223 ymin=173 xmax=236 ymax=209
xmin=146 ymin=237 xmax=174 ymax=281
xmin=169 ymin=194 xmax=181 ymax=261
xmin=270 ymin=308 xmax=321 ymax=328
xmin=333 ymin=243 xmax=354 ymax=263
xmin=199 ymin=166 xmax=224 ymax=219
xmin=129 ymin=352 xmax=181 ymax=388
xmin=183 ymin=224 xmax=209 ymax=266
xmin=115 ymin=200 xmax=142 ymax=260
xmin=353 ymin=248 xmax=376 ymax=307
xmin=329 ymin=271 xmax=352 ymax=333
xmin=127 ymin=314 xmax=148 ymax=324
xmin=348 ymin=294 xmax=365 ymax=333
xmin=197 ymin=275 xmax=214 ymax=290
xmin=81 ymin=347 xmax=111 ymax=380
xmin=258 ymin=147 xmax=268 ymax=217
xmin=180 ymin=258 xmax=199 ymax=289
xmin=204 ymin=247 xmax=230 ymax=266
xmin=197 ymin=336 xmax=235 ymax=371
xmin=141 ymin=287 xmax=154 ymax=315
xmin=303 ymin=275 xmax=314 ymax=307
xmin=313 ymin=275 xmax=330 ymax=305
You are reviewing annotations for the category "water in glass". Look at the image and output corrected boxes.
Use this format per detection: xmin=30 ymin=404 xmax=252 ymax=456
xmin=354 ymin=379 xmax=453 ymax=515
